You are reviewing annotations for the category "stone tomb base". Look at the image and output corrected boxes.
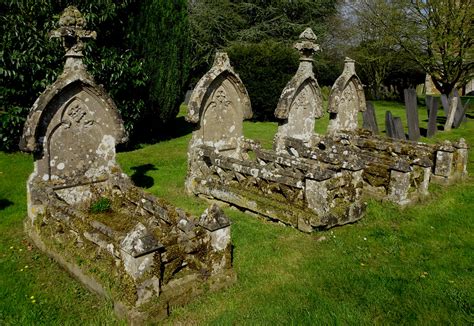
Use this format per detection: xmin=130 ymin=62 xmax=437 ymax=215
xmin=25 ymin=176 xmax=235 ymax=324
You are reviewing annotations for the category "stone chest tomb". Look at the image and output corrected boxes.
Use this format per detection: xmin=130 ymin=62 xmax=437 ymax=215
xmin=20 ymin=6 xmax=234 ymax=324
xmin=186 ymin=32 xmax=366 ymax=233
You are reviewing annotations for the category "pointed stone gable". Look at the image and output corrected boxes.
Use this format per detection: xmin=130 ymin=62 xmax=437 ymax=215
xmin=327 ymin=57 xmax=366 ymax=134
xmin=274 ymin=28 xmax=323 ymax=152
xmin=20 ymin=6 xmax=126 ymax=187
xmin=187 ymin=52 xmax=252 ymax=154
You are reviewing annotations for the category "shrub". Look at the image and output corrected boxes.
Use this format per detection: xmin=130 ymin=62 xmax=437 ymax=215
xmin=227 ymin=40 xmax=299 ymax=121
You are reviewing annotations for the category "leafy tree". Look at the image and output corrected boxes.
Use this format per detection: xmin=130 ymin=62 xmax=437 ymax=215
xmin=354 ymin=0 xmax=474 ymax=96
xmin=132 ymin=0 xmax=191 ymax=139
xmin=189 ymin=0 xmax=339 ymax=120
xmin=1 ymin=0 xmax=191 ymax=151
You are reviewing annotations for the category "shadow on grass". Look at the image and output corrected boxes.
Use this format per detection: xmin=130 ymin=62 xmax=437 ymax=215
xmin=0 ymin=198 xmax=14 ymax=210
xmin=117 ymin=116 xmax=195 ymax=152
xmin=130 ymin=164 xmax=157 ymax=189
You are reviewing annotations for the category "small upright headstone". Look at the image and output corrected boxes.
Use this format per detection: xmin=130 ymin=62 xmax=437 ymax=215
xmin=393 ymin=117 xmax=406 ymax=140
xmin=362 ymin=101 xmax=379 ymax=134
xmin=274 ymin=27 xmax=323 ymax=152
xmin=444 ymin=95 xmax=458 ymax=131
xmin=385 ymin=111 xmax=396 ymax=138
xmin=427 ymin=96 xmax=439 ymax=137
xmin=440 ymin=94 xmax=449 ymax=116
xmin=404 ymin=88 xmax=420 ymax=141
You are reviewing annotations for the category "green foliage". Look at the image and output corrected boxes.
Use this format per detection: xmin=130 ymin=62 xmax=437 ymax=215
xmin=89 ymin=197 xmax=112 ymax=214
xmin=0 ymin=0 xmax=191 ymax=150
xmin=189 ymin=0 xmax=338 ymax=86
xmin=227 ymin=40 xmax=299 ymax=121
xmin=132 ymin=0 xmax=191 ymax=138
xmin=0 ymin=106 xmax=30 ymax=153
xmin=353 ymin=0 xmax=474 ymax=96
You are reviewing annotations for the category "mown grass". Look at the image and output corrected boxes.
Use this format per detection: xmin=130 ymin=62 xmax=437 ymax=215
xmin=0 ymin=100 xmax=473 ymax=324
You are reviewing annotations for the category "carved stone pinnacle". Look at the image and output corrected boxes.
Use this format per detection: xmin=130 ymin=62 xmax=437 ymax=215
xmin=294 ymin=28 xmax=320 ymax=62
xmin=50 ymin=6 xmax=97 ymax=58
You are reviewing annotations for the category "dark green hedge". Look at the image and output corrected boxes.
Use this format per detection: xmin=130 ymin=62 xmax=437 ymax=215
xmin=227 ymin=40 xmax=299 ymax=121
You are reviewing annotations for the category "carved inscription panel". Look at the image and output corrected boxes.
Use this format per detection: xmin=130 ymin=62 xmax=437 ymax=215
xmin=201 ymin=80 xmax=243 ymax=151
xmin=45 ymin=88 xmax=116 ymax=183
xmin=286 ymin=82 xmax=319 ymax=141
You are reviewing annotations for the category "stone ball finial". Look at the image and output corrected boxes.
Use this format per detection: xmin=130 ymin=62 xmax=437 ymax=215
xmin=294 ymin=28 xmax=320 ymax=61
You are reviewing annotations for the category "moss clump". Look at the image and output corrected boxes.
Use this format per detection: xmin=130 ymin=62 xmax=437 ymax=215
xmin=90 ymin=197 xmax=112 ymax=214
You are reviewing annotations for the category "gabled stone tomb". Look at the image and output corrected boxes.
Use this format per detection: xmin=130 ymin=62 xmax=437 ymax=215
xmin=20 ymin=6 xmax=234 ymax=324
xmin=186 ymin=49 xmax=366 ymax=232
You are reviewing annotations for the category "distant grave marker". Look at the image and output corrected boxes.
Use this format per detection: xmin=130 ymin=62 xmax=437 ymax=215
xmin=426 ymin=96 xmax=439 ymax=137
xmin=362 ymin=101 xmax=379 ymax=134
xmin=404 ymin=88 xmax=420 ymax=141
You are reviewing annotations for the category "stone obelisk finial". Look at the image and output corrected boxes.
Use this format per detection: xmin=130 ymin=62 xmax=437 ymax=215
xmin=49 ymin=6 xmax=97 ymax=68
xmin=294 ymin=28 xmax=320 ymax=62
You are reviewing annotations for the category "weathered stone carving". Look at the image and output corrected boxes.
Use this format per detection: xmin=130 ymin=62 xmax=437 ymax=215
xmin=327 ymin=57 xmax=366 ymax=135
xmin=274 ymin=28 xmax=323 ymax=152
xmin=20 ymin=7 xmax=234 ymax=324
xmin=273 ymin=34 xmax=469 ymax=205
xmin=186 ymin=50 xmax=366 ymax=232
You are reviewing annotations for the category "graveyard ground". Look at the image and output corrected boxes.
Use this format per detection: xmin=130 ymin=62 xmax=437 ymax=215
xmin=0 ymin=100 xmax=473 ymax=324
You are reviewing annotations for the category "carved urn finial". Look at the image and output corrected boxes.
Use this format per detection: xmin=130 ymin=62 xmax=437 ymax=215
xmin=50 ymin=6 xmax=97 ymax=59
xmin=294 ymin=28 xmax=320 ymax=62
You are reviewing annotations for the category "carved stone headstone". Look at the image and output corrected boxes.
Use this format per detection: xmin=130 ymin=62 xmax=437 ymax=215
xmin=327 ymin=57 xmax=366 ymax=135
xmin=19 ymin=7 xmax=234 ymax=323
xmin=404 ymin=88 xmax=420 ymax=141
xmin=187 ymin=52 xmax=252 ymax=156
xmin=426 ymin=96 xmax=439 ymax=137
xmin=20 ymin=5 xmax=126 ymax=198
xmin=274 ymin=28 xmax=323 ymax=152
xmin=362 ymin=101 xmax=379 ymax=134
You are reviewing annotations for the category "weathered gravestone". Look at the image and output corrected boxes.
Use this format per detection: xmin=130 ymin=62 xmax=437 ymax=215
xmin=327 ymin=57 xmax=366 ymax=135
xmin=186 ymin=47 xmax=366 ymax=232
xmin=453 ymin=91 xmax=469 ymax=128
xmin=444 ymin=94 xmax=458 ymax=131
xmin=274 ymin=28 xmax=323 ymax=153
xmin=384 ymin=111 xmax=406 ymax=140
xmin=404 ymin=88 xmax=420 ymax=141
xmin=393 ymin=117 xmax=407 ymax=140
xmin=19 ymin=7 xmax=234 ymax=324
xmin=362 ymin=101 xmax=379 ymax=134
xmin=426 ymin=95 xmax=439 ymax=137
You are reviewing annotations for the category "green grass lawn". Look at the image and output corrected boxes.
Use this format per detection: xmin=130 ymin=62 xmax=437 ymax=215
xmin=0 ymin=100 xmax=473 ymax=324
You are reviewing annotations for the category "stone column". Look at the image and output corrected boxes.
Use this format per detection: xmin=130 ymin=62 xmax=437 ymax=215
xmin=453 ymin=138 xmax=468 ymax=179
